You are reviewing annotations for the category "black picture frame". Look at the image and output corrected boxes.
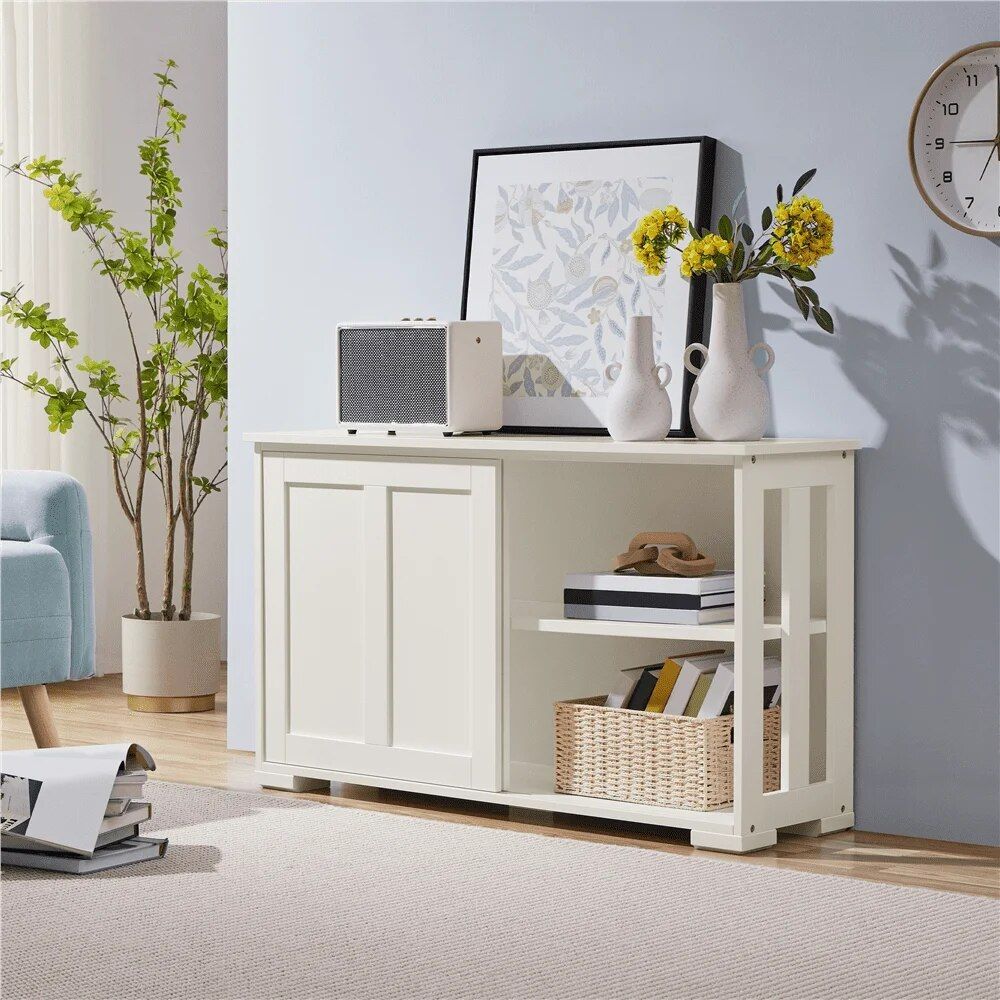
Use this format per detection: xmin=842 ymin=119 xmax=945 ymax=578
xmin=461 ymin=136 xmax=716 ymax=437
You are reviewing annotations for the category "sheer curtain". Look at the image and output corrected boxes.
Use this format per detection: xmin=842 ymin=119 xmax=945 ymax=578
xmin=1 ymin=2 xmax=119 ymax=672
xmin=1 ymin=1 xmax=64 ymax=468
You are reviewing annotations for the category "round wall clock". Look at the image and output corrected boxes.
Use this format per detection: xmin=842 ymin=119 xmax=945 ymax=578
xmin=909 ymin=41 xmax=1000 ymax=237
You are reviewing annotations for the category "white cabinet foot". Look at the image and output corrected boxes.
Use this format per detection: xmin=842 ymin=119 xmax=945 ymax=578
xmin=690 ymin=827 xmax=777 ymax=853
xmin=256 ymin=769 xmax=330 ymax=792
xmin=783 ymin=812 xmax=855 ymax=837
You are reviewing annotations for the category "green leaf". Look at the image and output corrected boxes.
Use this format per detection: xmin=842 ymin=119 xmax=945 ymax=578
xmin=740 ymin=223 xmax=753 ymax=244
xmin=731 ymin=242 xmax=745 ymax=276
xmin=761 ymin=206 xmax=772 ymax=231
xmin=814 ymin=306 xmax=835 ymax=333
xmin=793 ymin=287 xmax=810 ymax=321
xmin=776 ymin=183 xmax=784 ymax=204
xmin=718 ymin=215 xmax=733 ymax=241
xmin=688 ymin=222 xmax=700 ymax=240
xmin=801 ymin=287 xmax=819 ymax=306
xmin=792 ymin=168 xmax=817 ymax=196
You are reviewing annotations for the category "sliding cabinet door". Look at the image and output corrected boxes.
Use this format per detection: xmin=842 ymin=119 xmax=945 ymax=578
xmin=261 ymin=454 xmax=500 ymax=791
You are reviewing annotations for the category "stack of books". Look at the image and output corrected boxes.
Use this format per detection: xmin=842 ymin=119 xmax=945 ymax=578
xmin=1 ymin=743 xmax=167 ymax=874
xmin=605 ymin=651 xmax=782 ymax=717
xmin=564 ymin=571 xmax=736 ymax=625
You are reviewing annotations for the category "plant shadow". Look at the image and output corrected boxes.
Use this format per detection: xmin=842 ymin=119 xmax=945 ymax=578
xmin=763 ymin=236 xmax=999 ymax=843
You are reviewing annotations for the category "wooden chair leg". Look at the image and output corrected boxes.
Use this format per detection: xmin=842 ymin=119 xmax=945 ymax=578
xmin=18 ymin=684 xmax=60 ymax=748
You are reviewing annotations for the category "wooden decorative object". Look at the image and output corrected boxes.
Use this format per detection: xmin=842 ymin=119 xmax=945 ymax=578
xmin=555 ymin=697 xmax=781 ymax=811
xmin=614 ymin=531 xmax=716 ymax=576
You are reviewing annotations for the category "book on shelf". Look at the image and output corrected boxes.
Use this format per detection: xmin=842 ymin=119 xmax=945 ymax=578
xmin=564 ymin=588 xmax=734 ymax=611
xmin=565 ymin=571 xmax=736 ymax=596
xmin=702 ymin=658 xmax=783 ymax=718
xmin=624 ymin=665 xmax=663 ymax=711
xmin=564 ymin=604 xmax=734 ymax=626
xmin=604 ymin=665 xmax=650 ymax=709
xmin=683 ymin=672 xmax=715 ymax=716
xmin=643 ymin=657 xmax=683 ymax=713
xmin=1 ymin=743 xmax=166 ymax=873
xmin=663 ymin=652 xmax=729 ymax=716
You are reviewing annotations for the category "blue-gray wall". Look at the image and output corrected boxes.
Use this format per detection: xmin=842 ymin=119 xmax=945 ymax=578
xmin=228 ymin=2 xmax=1000 ymax=845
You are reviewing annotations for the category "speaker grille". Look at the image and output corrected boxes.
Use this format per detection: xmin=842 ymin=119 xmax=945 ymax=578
xmin=339 ymin=326 xmax=448 ymax=425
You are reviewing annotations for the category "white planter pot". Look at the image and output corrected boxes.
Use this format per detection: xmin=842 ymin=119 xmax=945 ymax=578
xmin=684 ymin=283 xmax=775 ymax=441
xmin=121 ymin=612 xmax=221 ymax=713
xmin=604 ymin=315 xmax=673 ymax=441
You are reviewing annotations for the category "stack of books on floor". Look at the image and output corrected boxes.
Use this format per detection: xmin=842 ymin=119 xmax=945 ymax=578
xmin=605 ymin=651 xmax=782 ymax=717
xmin=1 ymin=743 xmax=167 ymax=874
xmin=564 ymin=570 xmax=736 ymax=625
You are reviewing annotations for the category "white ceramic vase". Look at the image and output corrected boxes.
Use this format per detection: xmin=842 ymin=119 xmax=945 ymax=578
xmin=604 ymin=316 xmax=672 ymax=442
xmin=684 ymin=283 xmax=775 ymax=441
xmin=121 ymin=612 xmax=221 ymax=713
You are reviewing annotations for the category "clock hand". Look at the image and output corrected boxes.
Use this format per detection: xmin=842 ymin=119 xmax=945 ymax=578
xmin=950 ymin=139 xmax=996 ymax=145
xmin=977 ymin=138 xmax=998 ymax=183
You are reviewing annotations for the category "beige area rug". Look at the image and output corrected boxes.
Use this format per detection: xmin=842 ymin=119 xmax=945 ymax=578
xmin=1 ymin=781 xmax=996 ymax=1000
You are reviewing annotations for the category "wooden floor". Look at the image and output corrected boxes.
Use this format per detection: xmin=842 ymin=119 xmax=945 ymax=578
xmin=3 ymin=672 xmax=997 ymax=899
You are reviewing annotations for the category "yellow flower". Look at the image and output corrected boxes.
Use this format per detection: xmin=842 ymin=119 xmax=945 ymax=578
xmin=680 ymin=233 xmax=733 ymax=277
xmin=770 ymin=195 xmax=834 ymax=267
xmin=630 ymin=204 xmax=688 ymax=274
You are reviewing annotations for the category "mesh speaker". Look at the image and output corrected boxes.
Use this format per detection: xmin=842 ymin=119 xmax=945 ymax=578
xmin=338 ymin=326 xmax=448 ymax=425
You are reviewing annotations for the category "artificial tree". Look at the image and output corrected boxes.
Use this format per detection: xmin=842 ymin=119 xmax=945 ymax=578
xmin=1 ymin=60 xmax=226 ymax=622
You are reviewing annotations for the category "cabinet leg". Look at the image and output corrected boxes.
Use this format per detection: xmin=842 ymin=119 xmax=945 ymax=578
xmin=783 ymin=813 xmax=855 ymax=837
xmin=690 ymin=827 xmax=777 ymax=854
xmin=256 ymin=769 xmax=330 ymax=793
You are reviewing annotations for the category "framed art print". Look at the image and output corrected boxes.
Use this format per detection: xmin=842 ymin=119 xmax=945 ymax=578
xmin=461 ymin=137 xmax=715 ymax=435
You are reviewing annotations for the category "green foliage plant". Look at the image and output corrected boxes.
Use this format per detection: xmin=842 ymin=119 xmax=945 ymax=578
xmin=1 ymin=61 xmax=227 ymax=621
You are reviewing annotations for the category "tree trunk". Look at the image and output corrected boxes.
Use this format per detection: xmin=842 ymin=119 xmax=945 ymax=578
xmin=133 ymin=516 xmax=151 ymax=619
xmin=161 ymin=512 xmax=177 ymax=620
xmin=179 ymin=512 xmax=194 ymax=621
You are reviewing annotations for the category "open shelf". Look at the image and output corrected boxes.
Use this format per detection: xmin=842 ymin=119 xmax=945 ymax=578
xmin=505 ymin=763 xmax=734 ymax=831
xmin=511 ymin=601 xmax=828 ymax=643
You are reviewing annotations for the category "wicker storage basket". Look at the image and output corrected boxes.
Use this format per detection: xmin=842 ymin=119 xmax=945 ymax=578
xmin=554 ymin=697 xmax=781 ymax=811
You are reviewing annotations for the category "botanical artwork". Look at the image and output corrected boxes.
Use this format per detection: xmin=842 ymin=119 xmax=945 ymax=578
xmin=490 ymin=178 xmax=675 ymax=398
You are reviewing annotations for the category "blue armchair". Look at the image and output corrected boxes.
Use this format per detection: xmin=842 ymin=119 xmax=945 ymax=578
xmin=1 ymin=470 xmax=95 ymax=746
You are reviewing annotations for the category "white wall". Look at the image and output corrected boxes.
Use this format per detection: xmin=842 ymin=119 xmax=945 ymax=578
xmin=2 ymin=2 xmax=227 ymax=669
xmin=228 ymin=2 xmax=999 ymax=845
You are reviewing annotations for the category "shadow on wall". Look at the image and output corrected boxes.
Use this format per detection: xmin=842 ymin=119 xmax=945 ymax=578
xmin=766 ymin=237 xmax=1000 ymax=844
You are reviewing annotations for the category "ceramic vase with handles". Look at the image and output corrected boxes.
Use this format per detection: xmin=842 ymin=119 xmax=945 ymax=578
xmin=605 ymin=315 xmax=672 ymax=442
xmin=684 ymin=283 xmax=775 ymax=441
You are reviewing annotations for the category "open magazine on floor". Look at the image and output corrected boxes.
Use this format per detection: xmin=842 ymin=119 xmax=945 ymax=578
xmin=1 ymin=743 xmax=166 ymax=870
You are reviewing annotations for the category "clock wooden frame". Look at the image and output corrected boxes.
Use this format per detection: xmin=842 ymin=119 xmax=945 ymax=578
xmin=908 ymin=40 xmax=1000 ymax=238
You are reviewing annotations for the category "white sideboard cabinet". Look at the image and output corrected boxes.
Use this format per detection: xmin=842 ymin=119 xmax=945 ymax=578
xmin=250 ymin=432 xmax=859 ymax=853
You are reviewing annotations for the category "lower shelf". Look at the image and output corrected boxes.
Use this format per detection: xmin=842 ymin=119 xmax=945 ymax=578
xmin=256 ymin=759 xmax=733 ymax=834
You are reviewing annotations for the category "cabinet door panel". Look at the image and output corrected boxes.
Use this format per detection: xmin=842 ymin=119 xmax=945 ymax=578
xmin=261 ymin=454 xmax=499 ymax=791
xmin=391 ymin=489 xmax=473 ymax=757
xmin=286 ymin=483 xmax=365 ymax=743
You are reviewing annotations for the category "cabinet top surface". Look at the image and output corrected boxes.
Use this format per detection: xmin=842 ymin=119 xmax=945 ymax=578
xmin=245 ymin=430 xmax=860 ymax=462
